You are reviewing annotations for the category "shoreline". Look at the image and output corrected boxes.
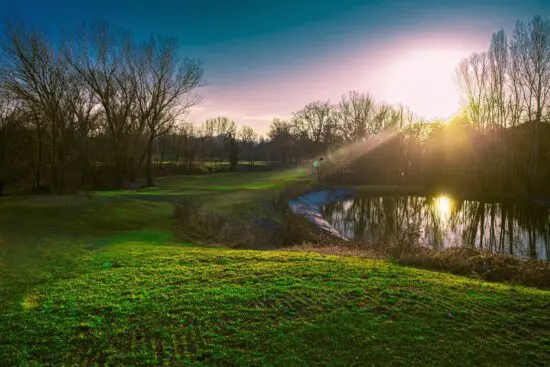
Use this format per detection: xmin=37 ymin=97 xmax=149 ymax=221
xmin=288 ymin=188 xmax=357 ymax=240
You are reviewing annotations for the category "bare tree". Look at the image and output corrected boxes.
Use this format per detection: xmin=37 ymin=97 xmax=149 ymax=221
xmin=66 ymin=22 xmax=143 ymax=185
xmin=1 ymin=21 xmax=69 ymax=191
xmin=238 ymin=125 xmax=258 ymax=165
xmin=511 ymin=16 xmax=550 ymax=122
xmin=238 ymin=125 xmax=257 ymax=144
xmin=456 ymin=52 xmax=490 ymax=130
xmin=177 ymin=122 xmax=197 ymax=168
xmin=292 ymin=100 xmax=335 ymax=143
xmin=209 ymin=116 xmax=236 ymax=139
xmin=134 ymin=36 xmax=203 ymax=186
xmin=268 ymin=118 xmax=294 ymax=164
xmin=338 ymin=91 xmax=376 ymax=141
xmin=0 ymin=96 xmax=22 ymax=195
xmin=203 ymin=117 xmax=237 ymax=167
xmin=373 ymin=103 xmax=404 ymax=132
xmin=510 ymin=16 xmax=550 ymax=184
xmin=508 ymin=40 xmax=525 ymax=127
xmin=63 ymin=70 xmax=101 ymax=186
xmin=488 ymin=29 xmax=509 ymax=129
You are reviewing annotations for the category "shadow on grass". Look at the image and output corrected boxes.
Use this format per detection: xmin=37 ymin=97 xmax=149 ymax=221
xmin=0 ymin=195 xmax=180 ymax=307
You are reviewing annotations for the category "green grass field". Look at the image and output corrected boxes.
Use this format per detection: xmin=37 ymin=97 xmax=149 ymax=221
xmin=1 ymin=170 xmax=550 ymax=366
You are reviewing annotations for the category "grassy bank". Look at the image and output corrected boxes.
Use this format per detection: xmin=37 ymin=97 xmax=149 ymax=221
xmin=0 ymin=170 xmax=310 ymax=304
xmin=1 ymin=170 xmax=550 ymax=365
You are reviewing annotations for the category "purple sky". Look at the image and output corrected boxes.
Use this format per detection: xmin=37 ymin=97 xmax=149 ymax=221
xmin=187 ymin=27 xmax=490 ymax=133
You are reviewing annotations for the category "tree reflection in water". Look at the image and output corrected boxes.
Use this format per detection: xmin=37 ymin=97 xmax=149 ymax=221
xmin=323 ymin=194 xmax=550 ymax=260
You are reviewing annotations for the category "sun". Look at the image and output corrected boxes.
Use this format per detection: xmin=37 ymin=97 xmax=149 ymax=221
xmin=380 ymin=48 xmax=464 ymax=119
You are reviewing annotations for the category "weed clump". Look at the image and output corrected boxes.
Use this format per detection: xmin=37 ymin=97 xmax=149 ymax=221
xmin=172 ymin=197 xmax=283 ymax=249
xmin=398 ymin=246 xmax=550 ymax=289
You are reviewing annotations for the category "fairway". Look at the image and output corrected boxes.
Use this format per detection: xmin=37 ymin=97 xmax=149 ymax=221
xmin=1 ymin=171 xmax=550 ymax=366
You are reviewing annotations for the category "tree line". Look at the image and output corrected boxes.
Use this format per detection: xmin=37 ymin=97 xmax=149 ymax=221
xmin=145 ymin=94 xmax=421 ymax=174
xmin=1 ymin=16 xmax=549 ymax=196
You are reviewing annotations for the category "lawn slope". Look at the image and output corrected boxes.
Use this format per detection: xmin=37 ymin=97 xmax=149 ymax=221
xmin=1 ymin=171 xmax=550 ymax=366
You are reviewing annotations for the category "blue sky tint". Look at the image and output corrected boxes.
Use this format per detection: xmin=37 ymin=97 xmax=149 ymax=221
xmin=3 ymin=0 xmax=550 ymax=133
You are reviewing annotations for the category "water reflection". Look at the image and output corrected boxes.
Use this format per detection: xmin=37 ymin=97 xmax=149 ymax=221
xmin=323 ymin=194 xmax=550 ymax=260
xmin=435 ymin=195 xmax=452 ymax=223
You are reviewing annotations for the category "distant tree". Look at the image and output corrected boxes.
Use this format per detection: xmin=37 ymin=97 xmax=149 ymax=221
xmin=292 ymin=100 xmax=337 ymax=144
xmin=238 ymin=125 xmax=258 ymax=165
xmin=208 ymin=116 xmax=237 ymax=139
xmin=204 ymin=116 xmax=236 ymax=166
xmin=238 ymin=125 xmax=257 ymax=144
xmin=337 ymin=91 xmax=376 ymax=141
xmin=373 ymin=103 xmax=404 ymax=132
xmin=268 ymin=118 xmax=294 ymax=164
xmin=228 ymin=136 xmax=239 ymax=172
xmin=178 ymin=122 xmax=197 ymax=168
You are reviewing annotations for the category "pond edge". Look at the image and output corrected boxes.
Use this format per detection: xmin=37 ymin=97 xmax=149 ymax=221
xmin=288 ymin=188 xmax=357 ymax=240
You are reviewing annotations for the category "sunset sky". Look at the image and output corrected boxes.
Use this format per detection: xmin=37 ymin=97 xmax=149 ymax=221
xmin=4 ymin=0 xmax=550 ymax=133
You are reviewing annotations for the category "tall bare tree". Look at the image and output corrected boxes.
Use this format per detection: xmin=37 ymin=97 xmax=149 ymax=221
xmin=66 ymin=22 xmax=143 ymax=185
xmin=511 ymin=16 xmax=550 ymax=122
xmin=1 ymin=21 xmax=69 ymax=191
xmin=63 ymin=70 xmax=101 ymax=186
xmin=508 ymin=39 xmax=525 ymax=127
xmin=456 ymin=52 xmax=490 ymax=130
xmin=134 ymin=36 xmax=203 ymax=186
xmin=488 ymin=29 xmax=509 ymax=129
xmin=0 ymin=96 xmax=21 ymax=195
xmin=510 ymin=16 xmax=550 ymax=184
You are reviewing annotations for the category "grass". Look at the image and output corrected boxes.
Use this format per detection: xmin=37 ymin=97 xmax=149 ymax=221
xmin=1 ymin=170 xmax=550 ymax=366
xmin=0 ymin=170 xmax=309 ymax=303
xmin=97 ymin=169 xmax=311 ymax=212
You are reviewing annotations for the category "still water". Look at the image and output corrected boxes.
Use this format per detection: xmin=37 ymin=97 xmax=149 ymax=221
xmin=323 ymin=194 xmax=550 ymax=260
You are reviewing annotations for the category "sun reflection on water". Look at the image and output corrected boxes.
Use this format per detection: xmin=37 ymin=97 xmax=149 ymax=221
xmin=434 ymin=195 xmax=453 ymax=221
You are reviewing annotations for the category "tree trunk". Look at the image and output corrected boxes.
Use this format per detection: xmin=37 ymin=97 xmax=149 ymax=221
xmin=146 ymin=135 xmax=155 ymax=187
xmin=531 ymin=120 xmax=541 ymax=190
xmin=188 ymin=143 xmax=194 ymax=170
xmin=34 ymin=127 xmax=43 ymax=190
xmin=229 ymin=137 xmax=239 ymax=172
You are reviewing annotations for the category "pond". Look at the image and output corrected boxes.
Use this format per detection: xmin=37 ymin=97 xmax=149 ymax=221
xmin=322 ymin=194 xmax=550 ymax=261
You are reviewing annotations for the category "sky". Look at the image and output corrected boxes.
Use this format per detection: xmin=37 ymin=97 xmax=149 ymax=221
xmin=3 ymin=0 xmax=550 ymax=134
